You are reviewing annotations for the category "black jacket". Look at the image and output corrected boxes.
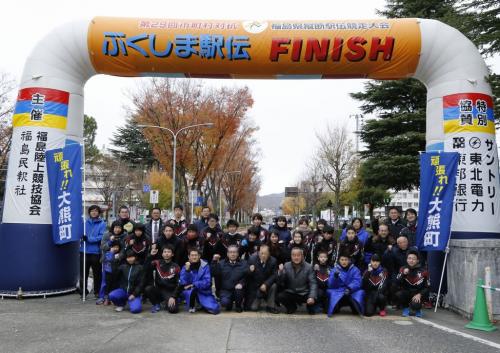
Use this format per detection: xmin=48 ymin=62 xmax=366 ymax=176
xmin=211 ymin=259 xmax=249 ymax=292
xmin=400 ymin=221 xmax=417 ymax=247
xmin=124 ymin=234 xmax=151 ymax=264
xmin=143 ymin=256 xmax=181 ymax=296
xmin=362 ymin=267 xmax=389 ymax=294
xmin=145 ymin=219 xmax=164 ymax=243
xmin=387 ymin=218 xmax=406 ymax=239
xmin=339 ymin=236 xmax=363 ymax=268
xmin=396 ymin=264 xmax=430 ymax=297
xmin=181 ymin=236 xmax=204 ymax=265
xmin=168 ymin=218 xmax=189 ymax=237
xmin=202 ymin=227 xmax=225 ymax=261
xmin=222 ymin=232 xmax=244 ymax=249
xmin=315 ymin=264 xmax=330 ymax=291
xmin=267 ymin=242 xmax=289 ymax=265
xmin=155 ymin=235 xmax=184 ymax=266
xmin=253 ymin=225 xmax=269 ymax=243
xmin=312 ymin=237 xmax=337 ymax=266
xmin=116 ymin=262 xmax=144 ymax=297
xmin=384 ymin=246 xmax=410 ymax=279
xmin=277 ymin=261 xmax=317 ymax=299
xmin=247 ymin=254 xmax=277 ymax=290
xmin=364 ymin=235 xmax=394 ymax=257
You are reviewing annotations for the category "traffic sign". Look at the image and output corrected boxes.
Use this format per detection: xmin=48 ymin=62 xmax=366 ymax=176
xmin=143 ymin=184 xmax=151 ymax=192
xmin=150 ymin=190 xmax=159 ymax=204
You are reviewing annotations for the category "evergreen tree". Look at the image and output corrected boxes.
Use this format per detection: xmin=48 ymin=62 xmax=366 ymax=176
xmin=83 ymin=114 xmax=100 ymax=163
xmin=351 ymin=0 xmax=499 ymax=191
xmin=109 ymin=116 xmax=157 ymax=169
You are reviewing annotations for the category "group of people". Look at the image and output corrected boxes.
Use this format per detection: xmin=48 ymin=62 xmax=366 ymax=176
xmin=78 ymin=204 xmax=429 ymax=318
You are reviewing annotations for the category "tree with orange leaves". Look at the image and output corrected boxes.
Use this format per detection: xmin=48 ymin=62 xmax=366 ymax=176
xmin=129 ymin=78 xmax=259 ymax=217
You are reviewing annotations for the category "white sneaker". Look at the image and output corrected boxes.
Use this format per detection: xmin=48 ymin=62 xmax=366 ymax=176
xmin=115 ymin=306 xmax=124 ymax=312
xmin=188 ymin=307 xmax=196 ymax=313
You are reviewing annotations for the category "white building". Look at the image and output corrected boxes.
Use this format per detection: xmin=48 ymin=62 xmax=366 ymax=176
xmin=373 ymin=188 xmax=420 ymax=216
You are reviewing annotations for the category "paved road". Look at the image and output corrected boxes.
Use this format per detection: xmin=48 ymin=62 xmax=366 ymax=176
xmin=1 ymin=295 xmax=499 ymax=353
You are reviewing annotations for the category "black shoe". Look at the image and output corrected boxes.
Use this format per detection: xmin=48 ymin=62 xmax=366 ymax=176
xmin=235 ymin=306 xmax=243 ymax=313
xmin=266 ymin=307 xmax=279 ymax=314
xmin=286 ymin=308 xmax=296 ymax=314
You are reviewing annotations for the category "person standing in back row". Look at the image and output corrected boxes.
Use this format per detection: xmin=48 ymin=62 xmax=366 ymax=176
xmin=145 ymin=207 xmax=163 ymax=244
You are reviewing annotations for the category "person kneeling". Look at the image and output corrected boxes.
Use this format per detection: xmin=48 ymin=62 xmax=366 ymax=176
xmin=362 ymin=253 xmax=389 ymax=317
xmin=326 ymin=253 xmax=364 ymax=317
xmin=211 ymin=245 xmax=249 ymax=312
xmin=245 ymin=244 xmax=278 ymax=313
xmin=395 ymin=250 xmax=429 ymax=318
xmin=179 ymin=248 xmax=220 ymax=315
xmin=277 ymin=247 xmax=317 ymax=314
xmin=314 ymin=250 xmax=331 ymax=313
xmin=109 ymin=250 xmax=144 ymax=313
xmin=144 ymin=245 xmax=181 ymax=314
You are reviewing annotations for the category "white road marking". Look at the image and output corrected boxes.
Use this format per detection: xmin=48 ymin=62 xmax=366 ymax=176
xmin=412 ymin=317 xmax=500 ymax=350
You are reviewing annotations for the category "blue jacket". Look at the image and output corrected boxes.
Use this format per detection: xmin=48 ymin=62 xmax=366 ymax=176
xmin=80 ymin=217 xmax=106 ymax=255
xmin=340 ymin=227 xmax=369 ymax=246
xmin=180 ymin=260 xmax=220 ymax=314
xmin=326 ymin=263 xmax=364 ymax=316
xmin=269 ymin=225 xmax=292 ymax=244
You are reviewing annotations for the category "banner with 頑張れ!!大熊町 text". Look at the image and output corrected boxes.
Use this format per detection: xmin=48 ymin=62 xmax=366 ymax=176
xmin=417 ymin=152 xmax=459 ymax=251
xmin=46 ymin=143 xmax=83 ymax=245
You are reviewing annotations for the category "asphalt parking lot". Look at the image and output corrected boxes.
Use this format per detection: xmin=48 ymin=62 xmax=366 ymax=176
xmin=1 ymin=294 xmax=500 ymax=353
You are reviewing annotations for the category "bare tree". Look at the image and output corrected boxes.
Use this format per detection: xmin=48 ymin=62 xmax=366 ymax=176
xmin=299 ymin=158 xmax=325 ymax=221
xmin=90 ymin=154 xmax=142 ymax=220
xmin=315 ymin=125 xmax=358 ymax=224
xmin=0 ymin=72 xmax=16 ymax=202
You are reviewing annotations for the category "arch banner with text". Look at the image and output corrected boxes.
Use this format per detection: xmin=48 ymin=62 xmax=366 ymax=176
xmin=1 ymin=18 xmax=498 ymax=316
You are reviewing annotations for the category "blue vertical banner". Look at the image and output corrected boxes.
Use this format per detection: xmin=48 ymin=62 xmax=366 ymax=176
xmin=417 ymin=152 xmax=459 ymax=251
xmin=46 ymin=143 xmax=83 ymax=244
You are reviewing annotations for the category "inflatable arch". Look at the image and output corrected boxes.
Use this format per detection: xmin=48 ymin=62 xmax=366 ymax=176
xmin=1 ymin=17 xmax=499 ymax=313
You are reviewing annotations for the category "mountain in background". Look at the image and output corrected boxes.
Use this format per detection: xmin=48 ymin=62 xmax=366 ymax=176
xmin=256 ymin=192 xmax=284 ymax=211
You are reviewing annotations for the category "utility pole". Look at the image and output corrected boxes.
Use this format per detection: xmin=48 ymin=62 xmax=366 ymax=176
xmin=350 ymin=114 xmax=364 ymax=153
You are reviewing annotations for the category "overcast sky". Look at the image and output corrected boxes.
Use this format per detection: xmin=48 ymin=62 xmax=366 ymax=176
xmin=2 ymin=0 xmax=499 ymax=195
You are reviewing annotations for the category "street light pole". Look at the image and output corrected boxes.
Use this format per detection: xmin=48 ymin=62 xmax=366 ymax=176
xmin=137 ymin=123 xmax=214 ymax=213
xmin=349 ymin=114 xmax=364 ymax=154
xmin=171 ymin=133 xmax=177 ymax=214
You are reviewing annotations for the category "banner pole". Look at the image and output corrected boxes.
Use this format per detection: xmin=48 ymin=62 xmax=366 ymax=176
xmin=81 ymin=141 xmax=86 ymax=303
xmin=434 ymin=232 xmax=451 ymax=312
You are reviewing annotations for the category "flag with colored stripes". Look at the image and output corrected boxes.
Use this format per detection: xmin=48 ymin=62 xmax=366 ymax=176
xmin=13 ymin=87 xmax=69 ymax=130
xmin=443 ymin=93 xmax=495 ymax=135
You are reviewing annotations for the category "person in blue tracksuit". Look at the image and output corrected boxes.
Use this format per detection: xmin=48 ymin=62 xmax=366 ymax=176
xmin=79 ymin=205 xmax=107 ymax=299
xmin=326 ymin=253 xmax=364 ymax=317
xmin=109 ymin=250 xmax=144 ymax=313
xmin=97 ymin=240 xmax=122 ymax=305
xmin=340 ymin=217 xmax=370 ymax=246
xmin=179 ymin=248 xmax=220 ymax=314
